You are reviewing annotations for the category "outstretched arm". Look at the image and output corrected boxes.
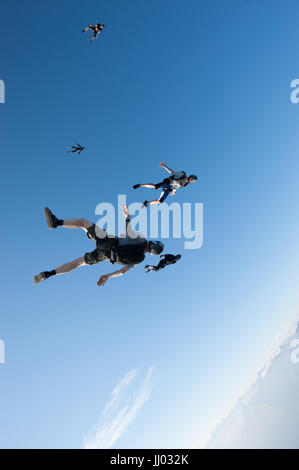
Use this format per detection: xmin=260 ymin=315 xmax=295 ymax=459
xmin=97 ymin=266 xmax=130 ymax=287
xmin=159 ymin=162 xmax=184 ymax=178
xmin=159 ymin=161 xmax=174 ymax=174
xmin=122 ymin=205 xmax=130 ymax=232
xmin=122 ymin=205 xmax=139 ymax=239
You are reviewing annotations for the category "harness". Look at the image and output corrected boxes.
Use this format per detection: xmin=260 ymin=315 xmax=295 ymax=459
xmin=109 ymin=239 xmax=146 ymax=265
xmin=169 ymin=172 xmax=189 ymax=189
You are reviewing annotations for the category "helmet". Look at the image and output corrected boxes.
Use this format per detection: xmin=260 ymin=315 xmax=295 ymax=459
xmin=148 ymin=241 xmax=164 ymax=255
xmin=189 ymin=174 xmax=198 ymax=182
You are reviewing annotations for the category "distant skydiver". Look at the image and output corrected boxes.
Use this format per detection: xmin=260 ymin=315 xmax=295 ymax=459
xmin=82 ymin=23 xmax=105 ymax=42
xmin=67 ymin=143 xmax=86 ymax=154
xmin=133 ymin=162 xmax=198 ymax=207
xmin=34 ymin=206 xmax=164 ymax=288
xmin=145 ymin=254 xmax=181 ymax=273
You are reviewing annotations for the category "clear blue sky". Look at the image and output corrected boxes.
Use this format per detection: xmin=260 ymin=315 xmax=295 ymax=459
xmin=1 ymin=0 xmax=299 ymax=448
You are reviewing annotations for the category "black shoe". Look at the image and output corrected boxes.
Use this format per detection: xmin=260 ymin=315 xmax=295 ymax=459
xmin=144 ymin=265 xmax=149 ymax=269
xmin=44 ymin=207 xmax=60 ymax=229
xmin=142 ymin=200 xmax=149 ymax=208
xmin=33 ymin=272 xmax=47 ymax=284
xmin=133 ymin=184 xmax=140 ymax=189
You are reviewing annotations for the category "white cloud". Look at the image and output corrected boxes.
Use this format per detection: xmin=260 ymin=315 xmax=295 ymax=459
xmin=82 ymin=366 xmax=155 ymax=449
xmin=201 ymin=318 xmax=299 ymax=449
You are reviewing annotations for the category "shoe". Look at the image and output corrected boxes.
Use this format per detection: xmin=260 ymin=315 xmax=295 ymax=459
xmin=44 ymin=207 xmax=60 ymax=228
xmin=34 ymin=272 xmax=47 ymax=284
xmin=144 ymin=265 xmax=149 ymax=269
xmin=142 ymin=200 xmax=149 ymax=208
xmin=133 ymin=184 xmax=140 ymax=189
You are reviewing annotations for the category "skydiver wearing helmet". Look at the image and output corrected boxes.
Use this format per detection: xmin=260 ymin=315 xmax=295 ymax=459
xmin=33 ymin=205 xmax=164 ymax=288
xmin=133 ymin=162 xmax=198 ymax=207
xmin=82 ymin=23 xmax=105 ymax=42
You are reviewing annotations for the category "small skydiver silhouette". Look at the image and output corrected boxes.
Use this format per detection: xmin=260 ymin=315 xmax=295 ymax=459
xmin=67 ymin=143 xmax=86 ymax=155
xmin=133 ymin=162 xmax=198 ymax=208
xmin=145 ymin=254 xmax=181 ymax=273
xmin=82 ymin=23 xmax=105 ymax=42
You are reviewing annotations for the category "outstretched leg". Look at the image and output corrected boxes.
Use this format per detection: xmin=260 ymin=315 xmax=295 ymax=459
xmin=44 ymin=208 xmax=93 ymax=231
xmin=143 ymin=186 xmax=172 ymax=207
xmin=148 ymin=199 xmax=160 ymax=205
xmin=90 ymin=32 xmax=97 ymax=42
xmin=34 ymin=256 xmax=86 ymax=284
xmin=142 ymin=199 xmax=160 ymax=208
xmin=62 ymin=218 xmax=93 ymax=232
xmin=55 ymin=256 xmax=86 ymax=275
xmin=133 ymin=181 xmax=165 ymax=189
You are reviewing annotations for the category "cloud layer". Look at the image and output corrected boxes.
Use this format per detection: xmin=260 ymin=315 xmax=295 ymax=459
xmin=203 ymin=320 xmax=299 ymax=449
xmin=82 ymin=366 xmax=154 ymax=449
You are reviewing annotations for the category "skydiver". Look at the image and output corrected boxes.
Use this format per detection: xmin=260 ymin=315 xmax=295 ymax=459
xmin=67 ymin=142 xmax=86 ymax=154
xmin=33 ymin=205 xmax=164 ymax=288
xmin=82 ymin=23 xmax=105 ymax=42
xmin=133 ymin=162 xmax=198 ymax=207
xmin=145 ymin=254 xmax=182 ymax=273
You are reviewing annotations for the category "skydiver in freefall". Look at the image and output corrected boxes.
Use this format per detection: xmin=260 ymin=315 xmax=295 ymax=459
xmin=133 ymin=162 xmax=198 ymax=208
xmin=82 ymin=23 xmax=105 ymax=42
xmin=67 ymin=143 xmax=86 ymax=155
xmin=145 ymin=254 xmax=182 ymax=273
xmin=33 ymin=206 xmax=164 ymax=288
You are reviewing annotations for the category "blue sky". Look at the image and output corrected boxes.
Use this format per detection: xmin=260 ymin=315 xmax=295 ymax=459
xmin=1 ymin=0 xmax=299 ymax=448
